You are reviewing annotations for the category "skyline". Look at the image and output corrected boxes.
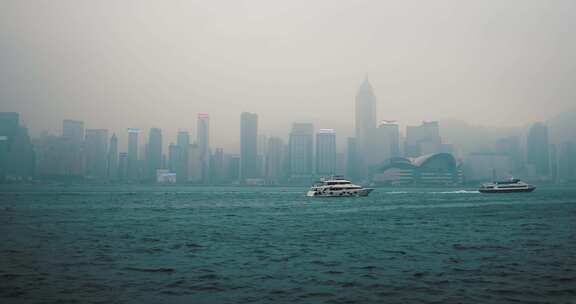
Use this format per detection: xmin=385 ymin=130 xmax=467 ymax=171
xmin=3 ymin=1 xmax=576 ymax=151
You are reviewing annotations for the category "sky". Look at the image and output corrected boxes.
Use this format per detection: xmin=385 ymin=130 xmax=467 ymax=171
xmin=1 ymin=0 xmax=575 ymax=151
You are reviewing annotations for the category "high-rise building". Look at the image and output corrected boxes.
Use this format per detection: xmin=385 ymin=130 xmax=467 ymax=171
xmin=63 ymin=120 xmax=84 ymax=143
xmin=405 ymin=121 xmax=441 ymax=157
xmin=127 ymin=128 xmax=140 ymax=180
xmin=227 ymin=155 xmax=241 ymax=183
xmin=495 ymin=136 xmax=523 ymax=173
xmin=257 ymin=134 xmax=268 ymax=178
xmin=107 ymin=134 xmax=118 ymax=180
xmin=197 ymin=114 xmax=210 ymax=182
xmin=355 ymin=78 xmax=377 ymax=175
xmin=240 ymin=112 xmax=258 ymax=180
xmin=0 ymin=113 xmax=20 ymax=180
xmin=265 ymin=137 xmax=284 ymax=183
xmin=187 ymin=143 xmax=202 ymax=183
xmin=6 ymin=127 xmax=35 ymax=179
xmin=118 ymin=152 xmax=128 ymax=181
xmin=288 ymin=123 xmax=314 ymax=180
xmin=558 ymin=142 xmax=576 ymax=183
xmin=168 ymin=143 xmax=179 ymax=173
xmin=210 ymin=148 xmax=225 ymax=184
xmin=176 ymin=131 xmax=190 ymax=183
xmin=61 ymin=120 xmax=85 ymax=177
xmin=147 ymin=128 xmax=163 ymax=181
xmin=372 ymin=121 xmax=400 ymax=166
xmin=34 ymin=134 xmax=64 ymax=177
xmin=316 ymin=129 xmax=336 ymax=175
xmin=347 ymin=137 xmax=360 ymax=180
xmin=85 ymin=129 xmax=109 ymax=179
xmin=526 ymin=123 xmax=549 ymax=178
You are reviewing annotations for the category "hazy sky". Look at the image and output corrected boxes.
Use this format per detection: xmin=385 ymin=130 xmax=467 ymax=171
xmin=1 ymin=0 xmax=575 ymax=151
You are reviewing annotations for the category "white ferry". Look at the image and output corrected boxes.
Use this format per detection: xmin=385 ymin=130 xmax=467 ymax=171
xmin=307 ymin=176 xmax=374 ymax=197
xmin=479 ymin=178 xmax=536 ymax=193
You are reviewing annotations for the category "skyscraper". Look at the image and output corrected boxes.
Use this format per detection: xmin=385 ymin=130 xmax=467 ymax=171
xmin=127 ymin=128 xmax=140 ymax=180
xmin=289 ymin=123 xmax=314 ymax=180
xmin=107 ymin=134 xmax=118 ymax=180
xmin=265 ymin=137 xmax=284 ymax=183
xmin=168 ymin=143 xmax=179 ymax=173
xmin=347 ymin=137 xmax=360 ymax=180
xmin=147 ymin=128 xmax=163 ymax=181
xmin=187 ymin=143 xmax=202 ymax=183
xmin=373 ymin=121 xmax=400 ymax=165
xmin=197 ymin=114 xmax=210 ymax=182
xmin=210 ymin=148 xmax=225 ymax=184
xmin=0 ymin=113 xmax=20 ymax=180
xmin=118 ymin=152 xmax=128 ymax=181
xmin=355 ymin=77 xmax=377 ymax=174
xmin=240 ymin=112 xmax=258 ymax=181
xmin=85 ymin=129 xmax=109 ymax=179
xmin=405 ymin=121 xmax=441 ymax=157
xmin=316 ymin=129 xmax=336 ymax=175
xmin=526 ymin=123 xmax=549 ymax=178
xmin=62 ymin=119 xmax=85 ymax=177
xmin=176 ymin=131 xmax=190 ymax=183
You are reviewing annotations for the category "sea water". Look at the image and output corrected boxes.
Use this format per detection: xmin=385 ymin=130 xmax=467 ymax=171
xmin=1 ymin=185 xmax=575 ymax=303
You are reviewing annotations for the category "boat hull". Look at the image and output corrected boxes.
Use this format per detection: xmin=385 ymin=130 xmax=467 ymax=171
xmin=479 ymin=187 xmax=535 ymax=193
xmin=307 ymin=188 xmax=374 ymax=197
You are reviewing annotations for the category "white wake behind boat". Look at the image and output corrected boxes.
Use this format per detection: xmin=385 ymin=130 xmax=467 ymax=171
xmin=307 ymin=176 xmax=374 ymax=197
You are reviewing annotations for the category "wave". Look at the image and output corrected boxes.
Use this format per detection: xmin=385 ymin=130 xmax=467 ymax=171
xmin=431 ymin=190 xmax=479 ymax=194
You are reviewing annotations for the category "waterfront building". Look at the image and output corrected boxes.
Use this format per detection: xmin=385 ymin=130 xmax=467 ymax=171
xmin=147 ymin=128 xmax=163 ymax=181
xmin=355 ymin=78 xmax=377 ymax=177
xmin=197 ymin=114 xmax=210 ymax=182
xmin=373 ymin=153 xmax=461 ymax=185
xmin=464 ymin=152 xmax=513 ymax=182
xmin=315 ymin=129 xmax=336 ymax=175
xmin=240 ymin=112 xmax=258 ymax=181
xmin=85 ymin=129 xmax=109 ymax=179
xmin=176 ymin=131 xmax=190 ymax=183
xmin=288 ymin=123 xmax=314 ymax=181
xmin=405 ymin=121 xmax=441 ymax=157
xmin=265 ymin=137 xmax=284 ymax=183
xmin=371 ymin=120 xmax=400 ymax=166
xmin=107 ymin=134 xmax=118 ymax=180
xmin=127 ymin=128 xmax=140 ymax=180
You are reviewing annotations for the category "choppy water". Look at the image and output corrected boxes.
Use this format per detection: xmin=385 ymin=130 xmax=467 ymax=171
xmin=1 ymin=185 xmax=575 ymax=304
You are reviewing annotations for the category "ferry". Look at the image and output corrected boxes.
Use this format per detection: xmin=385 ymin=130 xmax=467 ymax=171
xmin=307 ymin=176 xmax=374 ymax=197
xmin=479 ymin=178 xmax=536 ymax=193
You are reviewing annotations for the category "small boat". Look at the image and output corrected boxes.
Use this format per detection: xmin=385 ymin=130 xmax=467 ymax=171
xmin=479 ymin=178 xmax=535 ymax=193
xmin=307 ymin=176 xmax=374 ymax=197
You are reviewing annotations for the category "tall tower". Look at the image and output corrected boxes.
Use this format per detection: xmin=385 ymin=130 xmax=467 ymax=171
xmin=240 ymin=112 xmax=258 ymax=181
xmin=197 ymin=114 xmax=210 ymax=182
xmin=107 ymin=133 xmax=118 ymax=180
xmin=85 ymin=129 xmax=108 ymax=179
xmin=127 ymin=128 xmax=140 ymax=180
xmin=288 ymin=123 xmax=314 ymax=180
xmin=355 ymin=77 xmax=377 ymax=176
xmin=147 ymin=128 xmax=163 ymax=181
xmin=176 ymin=131 xmax=190 ymax=183
xmin=62 ymin=119 xmax=84 ymax=177
xmin=316 ymin=129 xmax=336 ymax=175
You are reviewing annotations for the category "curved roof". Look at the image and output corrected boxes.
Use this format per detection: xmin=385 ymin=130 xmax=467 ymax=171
xmin=411 ymin=153 xmax=456 ymax=168
xmin=377 ymin=153 xmax=457 ymax=172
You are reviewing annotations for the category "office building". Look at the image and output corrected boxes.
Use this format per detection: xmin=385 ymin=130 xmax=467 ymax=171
xmin=240 ymin=112 xmax=258 ymax=180
xmin=147 ymin=128 xmax=163 ymax=181
xmin=316 ymin=129 xmax=336 ymax=175
xmin=288 ymin=123 xmax=314 ymax=179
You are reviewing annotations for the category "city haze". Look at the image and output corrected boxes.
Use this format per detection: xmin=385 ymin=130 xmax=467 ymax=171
xmin=2 ymin=0 xmax=576 ymax=151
